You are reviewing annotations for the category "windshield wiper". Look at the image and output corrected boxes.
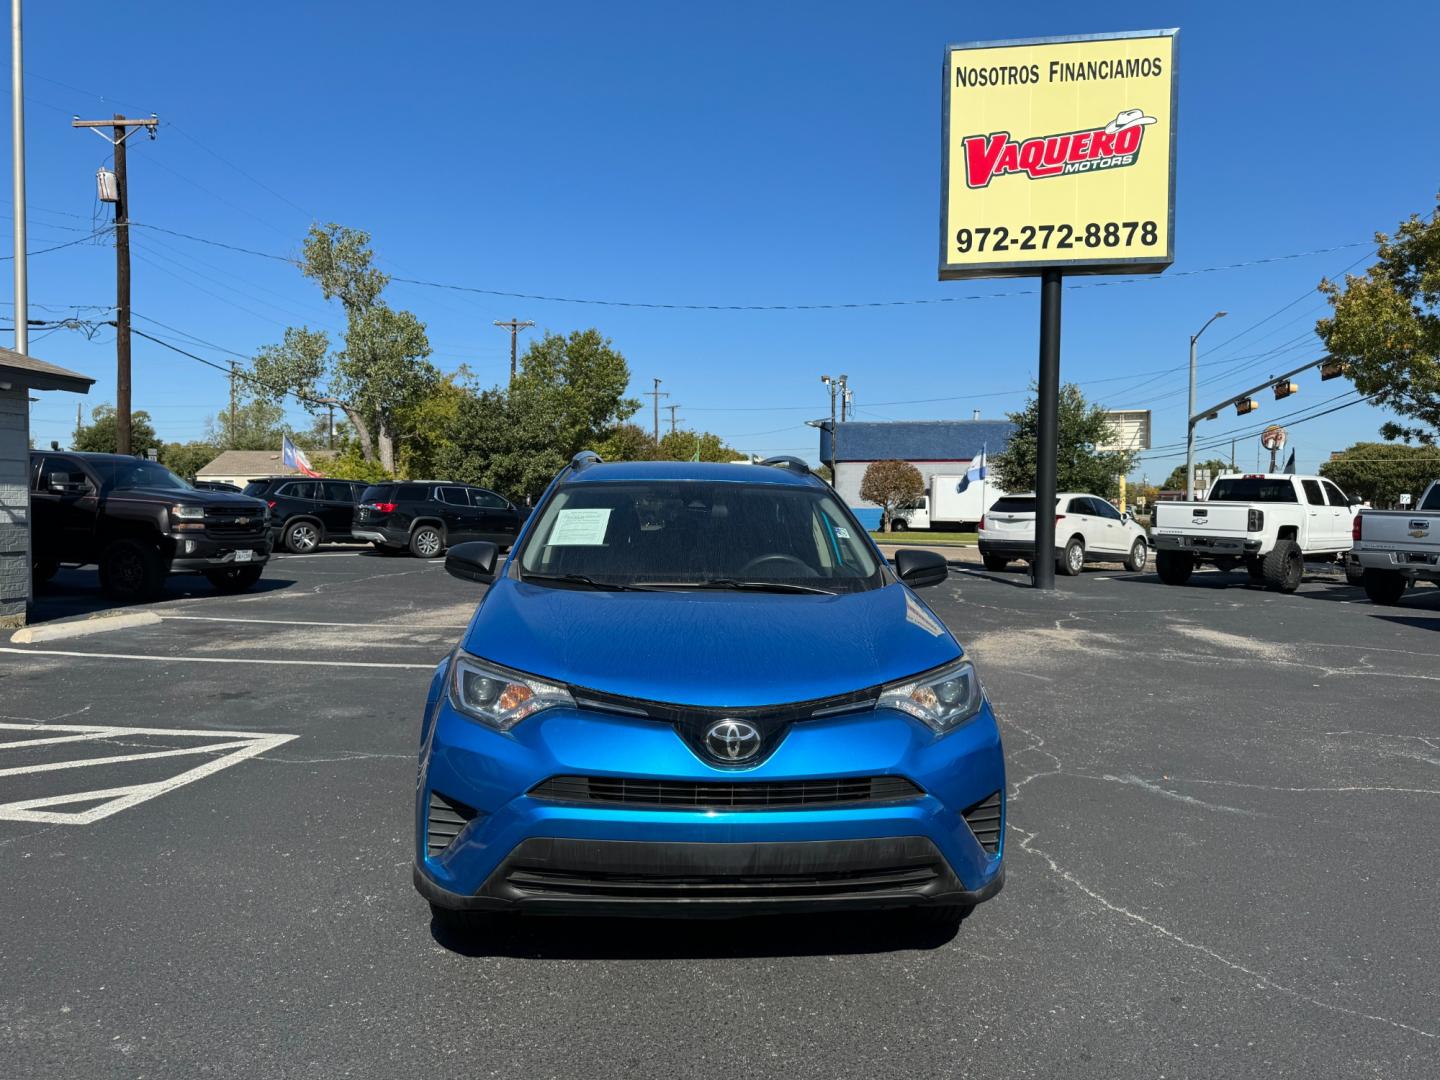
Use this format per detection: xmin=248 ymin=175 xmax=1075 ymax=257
xmin=520 ymin=573 xmax=647 ymax=592
xmin=647 ymin=579 xmax=836 ymax=595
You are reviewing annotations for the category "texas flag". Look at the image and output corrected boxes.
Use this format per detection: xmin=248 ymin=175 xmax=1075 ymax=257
xmin=956 ymin=447 xmax=987 ymax=493
xmin=282 ymin=434 xmax=322 ymax=478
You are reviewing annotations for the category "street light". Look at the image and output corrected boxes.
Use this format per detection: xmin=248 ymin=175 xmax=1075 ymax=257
xmin=1186 ymin=310 xmax=1228 ymax=499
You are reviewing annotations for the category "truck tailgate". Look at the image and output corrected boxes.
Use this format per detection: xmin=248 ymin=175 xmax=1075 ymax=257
xmin=1356 ymin=511 xmax=1440 ymax=555
xmin=1154 ymin=501 xmax=1251 ymax=535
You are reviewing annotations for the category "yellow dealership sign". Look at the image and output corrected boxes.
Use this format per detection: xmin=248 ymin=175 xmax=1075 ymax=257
xmin=940 ymin=30 xmax=1178 ymax=280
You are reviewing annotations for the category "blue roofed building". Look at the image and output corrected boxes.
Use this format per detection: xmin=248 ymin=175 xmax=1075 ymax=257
xmin=818 ymin=419 xmax=1016 ymax=529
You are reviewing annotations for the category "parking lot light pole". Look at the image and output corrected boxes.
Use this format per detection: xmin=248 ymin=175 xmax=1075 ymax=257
xmin=1185 ymin=311 xmax=1227 ymax=499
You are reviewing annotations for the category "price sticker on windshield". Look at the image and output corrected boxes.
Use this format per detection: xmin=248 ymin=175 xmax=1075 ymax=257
xmin=548 ymin=508 xmax=612 ymax=546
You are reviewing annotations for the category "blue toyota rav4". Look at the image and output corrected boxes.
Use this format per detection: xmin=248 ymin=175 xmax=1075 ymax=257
xmin=414 ymin=453 xmax=1005 ymax=931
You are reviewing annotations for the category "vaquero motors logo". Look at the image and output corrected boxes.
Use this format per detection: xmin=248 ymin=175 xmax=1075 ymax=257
xmin=963 ymin=108 xmax=1157 ymax=189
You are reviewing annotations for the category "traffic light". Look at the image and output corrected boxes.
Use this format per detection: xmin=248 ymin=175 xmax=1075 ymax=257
xmin=1273 ymin=380 xmax=1299 ymax=400
xmin=1320 ymin=359 xmax=1347 ymax=380
xmin=1236 ymin=398 xmax=1259 ymax=415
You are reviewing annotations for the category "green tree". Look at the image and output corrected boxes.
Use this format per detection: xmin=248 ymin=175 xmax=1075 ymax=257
xmin=160 ymin=441 xmax=220 ymax=481
xmin=860 ymin=459 xmax=924 ymax=532
xmin=251 ymin=224 xmax=438 ymax=471
xmin=204 ymin=393 xmax=288 ymax=451
xmin=988 ymin=384 xmax=1138 ymax=500
xmin=1320 ymin=442 xmax=1440 ymax=506
xmin=1318 ymin=197 xmax=1440 ymax=444
xmin=596 ymin=423 xmax=657 ymax=462
xmin=392 ymin=370 xmax=474 ymax=479
xmin=73 ymin=405 xmax=163 ymax=458
xmin=437 ymin=329 xmax=638 ymax=500
xmin=657 ymin=429 xmax=740 ymax=462
xmin=1162 ymin=458 xmax=1230 ymax=491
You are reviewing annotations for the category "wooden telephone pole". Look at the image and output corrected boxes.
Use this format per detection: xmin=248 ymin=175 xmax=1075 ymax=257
xmin=72 ymin=113 xmax=158 ymax=456
xmin=665 ymin=403 xmax=681 ymax=435
xmin=493 ymin=317 xmax=534 ymax=382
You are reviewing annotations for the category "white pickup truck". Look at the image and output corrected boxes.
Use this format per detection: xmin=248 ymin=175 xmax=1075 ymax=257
xmin=1346 ymin=479 xmax=1440 ymax=604
xmin=1150 ymin=473 xmax=1359 ymax=593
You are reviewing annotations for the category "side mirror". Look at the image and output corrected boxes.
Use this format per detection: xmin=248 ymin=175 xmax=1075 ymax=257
xmin=445 ymin=541 xmax=499 ymax=584
xmin=893 ymin=547 xmax=948 ymax=589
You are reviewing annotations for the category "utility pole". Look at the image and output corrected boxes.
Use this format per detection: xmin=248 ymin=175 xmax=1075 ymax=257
xmin=327 ymin=404 xmax=335 ymax=450
xmin=665 ymin=403 xmax=681 ymax=435
xmin=228 ymin=361 xmax=238 ymax=447
xmin=837 ymin=375 xmax=849 ymax=421
xmin=820 ymin=374 xmax=842 ymax=477
xmin=1185 ymin=310 xmax=1228 ymax=498
xmin=72 ymin=112 xmax=158 ymax=456
xmin=493 ymin=318 xmax=534 ymax=382
xmin=646 ymin=378 xmax=669 ymax=445
xmin=11 ymin=0 xmax=27 ymax=357
xmin=74 ymin=401 xmax=81 ymax=445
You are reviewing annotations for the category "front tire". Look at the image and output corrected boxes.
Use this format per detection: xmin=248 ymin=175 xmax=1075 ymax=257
xmin=1058 ymin=537 xmax=1084 ymax=576
xmin=283 ymin=520 xmax=320 ymax=555
xmin=205 ymin=566 xmax=264 ymax=593
xmin=1262 ymin=539 xmax=1304 ymax=593
xmin=1361 ymin=569 xmax=1409 ymax=606
xmin=891 ymin=519 xmax=908 ymax=532
xmin=1156 ymin=550 xmax=1194 ymax=585
xmin=982 ymin=554 xmax=1009 ymax=572
xmin=1125 ymin=538 xmax=1148 ymax=573
xmin=98 ymin=539 xmax=165 ymax=602
xmin=410 ymin=525 xmax=445 ymax=559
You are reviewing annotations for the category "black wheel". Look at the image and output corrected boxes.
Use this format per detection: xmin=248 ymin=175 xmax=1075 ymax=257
xmin=32 ymin=558 xmax=59 ymax=586
xmin=1262 ymin=539 xmax=1304 ymax=593
xmin=98 ymin=539 xmax=165 ymax=602
xmin=283 ymin=519 xmax=321 ymax=554
xmin=1155 ymin=550 xmax=1194 ymax=586
xmin=982 ymin=554 xmax=1009 ymax=572
xmin=1246 ymin=558 xmax=1265 ymax=586
xmin=1361 ymin=569 xmax=1409 ymax=606
xmin=204 ymin=566 xmax=264 ymax=594
xmin=410 ymin=524 xmax=445 ymax=559
xmin=1058 ymin=537 xmax=1084 ymax=577
xmin=891 ymin=519 xmax=909 ymax=532
xmin=1125 ymin=538 xmax=1149 ymax=573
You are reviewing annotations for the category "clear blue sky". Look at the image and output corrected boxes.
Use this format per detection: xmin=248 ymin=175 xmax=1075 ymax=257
xmin=4 ymin=0 xmax=1437 ymax=482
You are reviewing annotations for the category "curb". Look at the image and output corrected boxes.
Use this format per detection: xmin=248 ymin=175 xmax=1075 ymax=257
xmin=10 ymin=610 xmax=162 ymax=644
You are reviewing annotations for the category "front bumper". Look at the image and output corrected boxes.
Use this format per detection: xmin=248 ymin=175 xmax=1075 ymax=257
xmin=415 ymin=687 xmax=1007 ymax=916
xmin=167 ymin=534 xmax=271 ymax=571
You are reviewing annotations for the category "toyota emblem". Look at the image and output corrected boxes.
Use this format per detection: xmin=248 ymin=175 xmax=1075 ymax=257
xmin=704 ymin=719 xmax=762 ymax=762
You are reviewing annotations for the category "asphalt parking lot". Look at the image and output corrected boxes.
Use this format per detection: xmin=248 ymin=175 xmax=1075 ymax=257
xmin=2 ymin=548 xmax=1438 ymax=1079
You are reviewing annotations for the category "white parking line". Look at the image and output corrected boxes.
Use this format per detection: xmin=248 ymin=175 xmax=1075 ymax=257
xmin=0 ymin=722 xmax=299 ymax=825
xmin=0 ymin=647 xmax=435 ymax=669
xmin=158 ymin=615 xmax=469 ymax=630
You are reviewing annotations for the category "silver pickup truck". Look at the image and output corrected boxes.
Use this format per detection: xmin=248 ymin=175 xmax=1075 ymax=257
xmin=1346 ymin=480 xmax=1440 ymax=604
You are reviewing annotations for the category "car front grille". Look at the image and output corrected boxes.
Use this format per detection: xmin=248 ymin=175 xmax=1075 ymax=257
xmin=962 ymin=791 xmax=1003 ymax=855
xmin=528 ymin=774 xmax=924 ymax=811
xmin=426 ymin=791 xmax=479 ymax=858
xmin=204 ymin=511 xmax=267 ymax=539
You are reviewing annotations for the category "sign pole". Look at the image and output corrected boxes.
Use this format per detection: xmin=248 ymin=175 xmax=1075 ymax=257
xmin=1032 ymin=268 xmax=1062 ymax=589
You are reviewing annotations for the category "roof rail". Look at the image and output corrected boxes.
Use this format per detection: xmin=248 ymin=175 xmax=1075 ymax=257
xmin=570 ymin=450 xmax=603 ymax=470
xmin=757 ymin=455 xmax=812 ymax=474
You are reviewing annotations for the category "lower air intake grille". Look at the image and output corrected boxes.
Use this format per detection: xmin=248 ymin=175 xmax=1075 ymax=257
xmin=962 ymin=791 xmax=1003 ymax=855
xmin=528 ymin=775 xmax=924 ymax=811
xmin=505 ymin=863 xmax=941 ymax=900
xmin=426 ymin=791 xmax=478 ymax=858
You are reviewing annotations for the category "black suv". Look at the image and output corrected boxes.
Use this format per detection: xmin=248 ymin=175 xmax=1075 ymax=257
xmin=353 ymin=481 xmax=525 ymax=557
xmin=30 ymin=451 xmax=271 ymax=601
xmin=242 ymin=477 xmax=370 ymax=554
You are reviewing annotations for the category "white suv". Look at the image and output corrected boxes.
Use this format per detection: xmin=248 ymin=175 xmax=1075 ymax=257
xmin=978 ymin=493 xmax=1150 ymax=576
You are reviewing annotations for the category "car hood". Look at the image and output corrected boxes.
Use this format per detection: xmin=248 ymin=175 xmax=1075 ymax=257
xmin=462 ymin=579 xmax=962 ymax=707
xmin=106 ymin=487 xmax=266 ymax=510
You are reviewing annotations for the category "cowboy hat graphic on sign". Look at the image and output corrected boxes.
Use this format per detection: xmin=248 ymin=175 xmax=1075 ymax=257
xmin=1105 ymin=108 xmax=1158 ymax=134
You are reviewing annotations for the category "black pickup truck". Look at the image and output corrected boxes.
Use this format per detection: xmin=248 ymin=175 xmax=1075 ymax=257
xmin=30 ymin=450 xmax=273 ymax=601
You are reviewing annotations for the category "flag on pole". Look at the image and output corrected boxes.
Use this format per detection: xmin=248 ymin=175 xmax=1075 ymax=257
xmin=282 ymin=434 xmax=322 ymax=478
xmin=1282 ymin=449 xmax=1296 ymax=475
xmin=957 ymin=447 xmax=988 ymax=493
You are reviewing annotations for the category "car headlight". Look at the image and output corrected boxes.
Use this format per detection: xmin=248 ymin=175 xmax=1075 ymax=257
xmin=448 ymin=651 xmax=574 ymax=731
xmin=878 ymin=658 xmax=985 ymax=733
xmin=171 ymin=504 xmax=206 ymax=521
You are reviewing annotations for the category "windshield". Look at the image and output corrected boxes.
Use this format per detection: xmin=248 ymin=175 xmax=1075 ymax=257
xmin=242 ymin=480 xmax=269 ymax=498
xmin=1207 ymin=478 xmax=1297 ymax=503
xmin=517 ymin=480 xmax=882 ymax=593
xmin=92 ymin=460 xmax=193 ymax=493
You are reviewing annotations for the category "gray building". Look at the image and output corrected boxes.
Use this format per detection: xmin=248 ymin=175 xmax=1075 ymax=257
xmin=1 ymin=349 xmax=94 ymax=627
xmin=818 ymin=419 xmax=1015 ymax=525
